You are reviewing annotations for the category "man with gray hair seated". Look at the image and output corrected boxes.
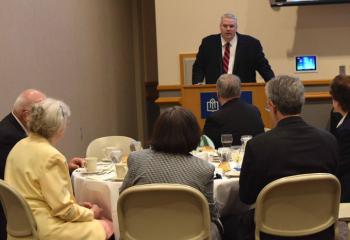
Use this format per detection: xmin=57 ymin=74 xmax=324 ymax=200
xmin=232 ymin=75 xmax=339 ymax=240
xmin=203 ymin=74 xmax=265 ymax=148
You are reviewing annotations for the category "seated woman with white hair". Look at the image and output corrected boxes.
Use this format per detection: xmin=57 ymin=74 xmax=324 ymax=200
xmin=5 ymin=98 xmax=113 ymax=240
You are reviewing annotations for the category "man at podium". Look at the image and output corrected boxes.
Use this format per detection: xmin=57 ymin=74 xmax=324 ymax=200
xmin=192 ymin=13 xmax=275 ymax=84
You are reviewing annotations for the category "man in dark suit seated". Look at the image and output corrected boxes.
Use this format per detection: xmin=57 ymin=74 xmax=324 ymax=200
xmin=192 ymin=13 xmax=275 ymax=85
xmin=203 ymin=74 xmax=264 ymax=148
xmin=0 ymin=89 xmax=46 ymax=240
xmin=233 ymin=75 xmax=339 ymax=240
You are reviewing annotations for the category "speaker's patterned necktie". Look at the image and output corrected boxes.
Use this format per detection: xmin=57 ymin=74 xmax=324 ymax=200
xmin=223 ymin=42 xmax=230 ymax=73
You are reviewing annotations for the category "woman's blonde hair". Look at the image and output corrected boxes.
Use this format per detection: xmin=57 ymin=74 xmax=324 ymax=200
xmin=29 ymin=98 xmax=71 ymax=139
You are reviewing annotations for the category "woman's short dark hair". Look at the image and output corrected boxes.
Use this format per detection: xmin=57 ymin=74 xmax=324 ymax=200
xmin=330 ymin=75 xmax=350 ymax=112
xmin=151 ymin=106 xmax=201 ymax=154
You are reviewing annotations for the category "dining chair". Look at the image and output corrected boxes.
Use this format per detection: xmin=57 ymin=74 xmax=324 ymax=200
xmin=254 ymin=173 xmax=340 ymax=240
xmin=117 ymin=183 xmax=211 ymax=240
xmin=86 ymin=136 xmax=136 ymax=160
xmin=0 ymin=180 xmax=38 ymax=240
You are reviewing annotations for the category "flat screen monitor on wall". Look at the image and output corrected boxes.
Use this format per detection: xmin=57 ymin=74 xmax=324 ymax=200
xmin=271 ymin=0 xmax=350 ymax=7
xmin=295 ymin=56 xmax=317 ymax=72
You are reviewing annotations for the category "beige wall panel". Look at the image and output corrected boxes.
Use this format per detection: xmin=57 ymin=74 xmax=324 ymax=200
xmin=0 ymin=0 xmax=138 ymax=158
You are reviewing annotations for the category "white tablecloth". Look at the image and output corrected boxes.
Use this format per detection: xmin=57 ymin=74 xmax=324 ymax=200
xmin=72 ymin=164 xmax=249 ymax=239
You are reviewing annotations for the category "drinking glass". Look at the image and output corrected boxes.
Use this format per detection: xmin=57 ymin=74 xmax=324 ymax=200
xmin=221 ymin=134 xmax=233 ymax=147
xmin=240 ymin=135 xmax=252 ymax=157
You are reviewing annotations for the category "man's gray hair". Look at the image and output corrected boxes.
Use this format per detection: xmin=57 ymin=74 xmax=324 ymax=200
xmin=29 ymin=98 xmax=71 ymax=139
xmin=266 ymin=75 xmax=305 ymax=115
xmin=221 ymin=13 xmax=237 ymax=23
xmin=217 ymin=74 xmax=241 ymax=99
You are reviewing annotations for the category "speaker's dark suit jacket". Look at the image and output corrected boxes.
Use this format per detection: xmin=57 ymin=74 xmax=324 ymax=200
xmin=192 ymin=33 xmax=275 ymax=84
xmin=203 ymin=98 xmax=264 ymax=148
xmin=238 ymin=116 xmax=339 ymax=240
xmin=333 ymin=114 xmax=350 ymax=202
xmin=0 ymin=113 xmax=26 ymax=239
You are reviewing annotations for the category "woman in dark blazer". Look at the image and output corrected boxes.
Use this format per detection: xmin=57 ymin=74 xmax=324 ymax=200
xmin=330 ymin=75 xmax=350 ymax=202
xmin=120 ymin=106 xmax=221 ymax=240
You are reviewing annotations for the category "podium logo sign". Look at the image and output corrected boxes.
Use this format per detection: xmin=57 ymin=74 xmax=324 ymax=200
xmin=200 ymin=91 xmax=252 ymax=119
xmin=207 ymin=98 xmax=220 ymax=112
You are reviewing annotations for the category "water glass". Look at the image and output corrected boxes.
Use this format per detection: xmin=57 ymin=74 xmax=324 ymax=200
xmin=240 ymin=135 xmax=252 ymax=151
xmin=217 ymin=147 xmax=231 ymax=162
xmin=221 ymin=134 xmax=233 ymax=147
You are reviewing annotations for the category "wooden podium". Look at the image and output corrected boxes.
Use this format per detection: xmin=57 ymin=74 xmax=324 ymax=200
xmin=156 ymin=53 xmax=332 ymax=130
xmin=181 ymin=83 xmax=271 ymax=129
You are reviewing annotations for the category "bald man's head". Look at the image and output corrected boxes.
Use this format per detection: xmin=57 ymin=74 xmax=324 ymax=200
xmin=13 ymin=89 xmax=46 ymax=127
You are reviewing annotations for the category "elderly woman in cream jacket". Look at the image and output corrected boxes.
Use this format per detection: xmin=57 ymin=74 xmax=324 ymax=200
xmin=5 ymin=98 xmax=113 ymax=240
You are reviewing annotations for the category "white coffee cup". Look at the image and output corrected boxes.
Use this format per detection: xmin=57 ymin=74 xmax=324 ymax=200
xmin=103 ymin=147 xmax=119 ymax=159
xmin=115 ymin=163 xmax=128 ymax=179
xmin=85 ymin=157 xmax=98 ymax=172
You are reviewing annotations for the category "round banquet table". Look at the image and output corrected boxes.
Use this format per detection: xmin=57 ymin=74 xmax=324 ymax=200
xmin=71 ymin=163 xmax=249 ymax=240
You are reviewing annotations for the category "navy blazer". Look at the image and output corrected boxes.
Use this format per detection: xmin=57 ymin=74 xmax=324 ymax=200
xmin=0 ymin=113 xmax=26 ymax=179
xmin=333 ymin=114 xmax=350 ymax=202
xmin=192 ymin=33 xmax=275 ymax=84
xmin=238 ymin=116 xmax=339 ymax=240
xmin=203 ymin=98 xmax=264 ymax=148
xmin=239 ymin=116 xmax=339 ymax=205
xmin=0 ymin=113 xmax=26 ymax=240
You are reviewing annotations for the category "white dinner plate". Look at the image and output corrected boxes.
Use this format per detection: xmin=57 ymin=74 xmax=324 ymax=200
xmin=77 ymin=168 xmax=103 ymax=175
xmin=106 ymin=177 xmax=124 ymax=182
xmin=224 ymin=170 xmax=240 ymax=178
xmin=101 ymin=158 xmax=112 ymax=162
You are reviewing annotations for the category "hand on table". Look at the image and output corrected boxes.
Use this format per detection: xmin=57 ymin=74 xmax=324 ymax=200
xmin=68 ymin=157 xmax=85 ymax=172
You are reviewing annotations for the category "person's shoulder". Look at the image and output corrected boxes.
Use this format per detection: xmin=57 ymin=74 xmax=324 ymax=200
xmin=0 ymin=113 xmax=17 ymax=131
xmin=0 ymin=113 xmax=11 ymax=124
xmin=248 ymin=128 xmax=275 ymax=146
xmin=229 ymin=100 xmax=261 ymax=117
xmin=190 ymin=155 xmax=215 ymax=172
xmin=312 ymin=126 xmax=337 ymax=142
xmin=202 ymin=34 xmax=221 ymax=43
xmin=206 ymin=108 xmax=221 ymax=120
xmin=128 ymin=148 xmax=155 ymax=164
xmin=237 ymin=33 xmax=260 ymax=43
xmin=129 ymin=148 xmax=150 ymax=158
xmin=238 ymin=99 xmax=259 ymax=110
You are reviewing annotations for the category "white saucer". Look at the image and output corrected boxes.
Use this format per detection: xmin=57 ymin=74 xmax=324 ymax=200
xmin=224 ymin=170 xmax=240 ymax=178
xmin=101 ymin=158 xmax=112 ymax=162
xmin=77 ymin=168 xmax=102 ymax=174
xmin=106 ymin=177 xmax=124 ymax=182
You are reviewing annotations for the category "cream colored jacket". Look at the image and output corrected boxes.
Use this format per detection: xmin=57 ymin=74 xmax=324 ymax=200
xmin=5 ymin=134 xmax=105 ymax=240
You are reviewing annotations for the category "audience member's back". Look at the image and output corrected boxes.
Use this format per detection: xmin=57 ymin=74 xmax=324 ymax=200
xmin=203 ymin=74 xmax=264 ymax=148
xmin=240 ymin=116 xmax=338 ymax=204
xmin=236 ymin=75 xmax=339 ymax=240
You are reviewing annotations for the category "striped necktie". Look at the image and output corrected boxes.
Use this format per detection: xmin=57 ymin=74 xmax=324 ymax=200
xmin=223 ymin=42 xmax=230 ymax=73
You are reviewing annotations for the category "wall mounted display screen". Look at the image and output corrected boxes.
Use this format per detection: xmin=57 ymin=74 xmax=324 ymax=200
xmin=296 ymin=56 xmax=317 ymax=72
xmin=271 ymin=0 xmax=350 ymax=7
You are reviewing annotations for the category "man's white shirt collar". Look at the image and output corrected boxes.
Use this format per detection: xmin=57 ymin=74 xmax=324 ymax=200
xmin=220 ymin=34 xmax=237 ymax=47
xmin=337 ymin=112 xmax=348 ymax=128
xmin=11 ymin=111 xmax=28 ymax=135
